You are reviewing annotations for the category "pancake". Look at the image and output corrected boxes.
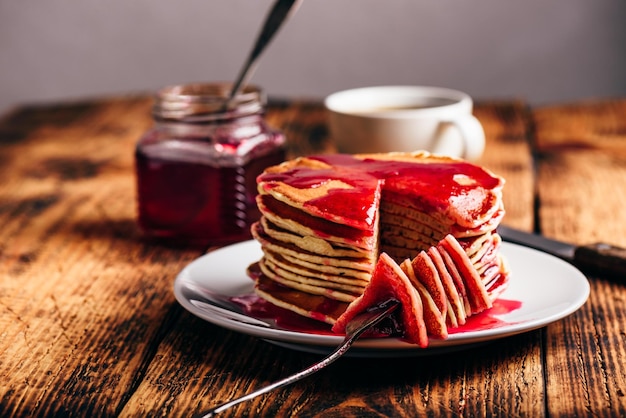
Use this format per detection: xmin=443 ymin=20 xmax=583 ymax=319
xmin=262 ymin=251 xmax=370 ymax=288
xmin=259 ymin=258 xmax=361 ymax=303
xmin=248 ymin=151 xmax=509 ymax=336
xmin=260 ymin=217 xmax=366 ymax=259
xmin=251 ymin=222 xmax=374 ymax=276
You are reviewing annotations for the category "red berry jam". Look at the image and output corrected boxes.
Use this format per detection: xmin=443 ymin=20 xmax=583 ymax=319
xmin=135 ymin=83 xmax=285 ymax=246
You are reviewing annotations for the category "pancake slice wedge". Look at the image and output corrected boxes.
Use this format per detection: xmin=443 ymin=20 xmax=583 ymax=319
xmin=332 ymin=253 xmax=429 ymax=347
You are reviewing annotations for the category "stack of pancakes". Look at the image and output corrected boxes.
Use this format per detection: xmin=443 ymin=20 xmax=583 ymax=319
xmin=248 ymin=152 xmax=508 ymax=326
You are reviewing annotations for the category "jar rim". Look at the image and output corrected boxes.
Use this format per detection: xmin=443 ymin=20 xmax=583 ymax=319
xmin=153 ymin=82 xmax=265 ymax=122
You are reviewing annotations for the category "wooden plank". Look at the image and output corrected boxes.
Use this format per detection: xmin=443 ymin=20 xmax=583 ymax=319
xmin=0 ymin=97 xmax=204 ymax=416
xmin=534 ymin=99 xmax=626 ymax=247
xmin=266 ymin=98 xmax=336 ymax=158
xmin=475 ymin=100 xmax=535 ymax=232
xmin=534 ymin=99 xmax=626 ymax=416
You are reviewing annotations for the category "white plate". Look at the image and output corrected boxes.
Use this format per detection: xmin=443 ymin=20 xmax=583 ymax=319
xmin=174 ymin=240 xmax=590 ymax=357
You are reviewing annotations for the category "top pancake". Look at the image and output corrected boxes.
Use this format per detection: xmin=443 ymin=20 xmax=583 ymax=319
xmin=257 ymin=152 xmax=505 ymax=240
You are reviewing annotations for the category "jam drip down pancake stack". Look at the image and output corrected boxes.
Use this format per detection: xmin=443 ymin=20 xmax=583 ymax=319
xmin=248 ymin=152 xmax=509 ymax=331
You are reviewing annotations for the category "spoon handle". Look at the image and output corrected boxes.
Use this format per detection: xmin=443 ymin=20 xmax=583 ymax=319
xmin=195 ymin=300 xmax=399 ymax=417
xmin=227 ymin=0 xmax=303 ymax=104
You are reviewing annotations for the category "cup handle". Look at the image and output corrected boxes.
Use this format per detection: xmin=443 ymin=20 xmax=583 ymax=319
xmin=434 ymin=115 xmax=485 ymax=161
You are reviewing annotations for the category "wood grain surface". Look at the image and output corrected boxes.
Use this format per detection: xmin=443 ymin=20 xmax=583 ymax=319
xmin=533 ymin=99 xmax=626 ymax=417
xmin=0 ymin=95 xmax=624 ymax=417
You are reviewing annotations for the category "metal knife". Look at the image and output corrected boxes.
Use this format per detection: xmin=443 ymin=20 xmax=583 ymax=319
xmin=498 ymin=225 xmax=626 ymax=278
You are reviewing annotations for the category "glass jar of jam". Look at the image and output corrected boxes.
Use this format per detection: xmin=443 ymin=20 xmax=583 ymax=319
xmin=135 ymin=82 xmax=286 ymax=246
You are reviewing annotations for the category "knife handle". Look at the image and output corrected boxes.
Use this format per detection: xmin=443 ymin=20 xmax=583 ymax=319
xmin=574 ymin=243 xmax=626 ymax=278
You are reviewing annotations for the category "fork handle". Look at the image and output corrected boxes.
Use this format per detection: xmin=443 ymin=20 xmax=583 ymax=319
xmin=195 ymin=336 xmax=355 ymax=418
xmin=195 ymin=300 xmax=400 ymax=417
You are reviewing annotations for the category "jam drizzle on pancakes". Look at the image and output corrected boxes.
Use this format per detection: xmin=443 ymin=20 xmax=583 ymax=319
xmin=259 ymin=153 xmax=503 ymax=230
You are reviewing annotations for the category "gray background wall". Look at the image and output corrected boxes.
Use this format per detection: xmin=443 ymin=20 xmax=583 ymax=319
xmin=2 ymin=0 xmax=626 ymax=115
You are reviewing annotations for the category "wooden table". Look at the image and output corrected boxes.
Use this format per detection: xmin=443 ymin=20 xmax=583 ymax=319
xmin=1 ymin=95 xmax=625 ymax=417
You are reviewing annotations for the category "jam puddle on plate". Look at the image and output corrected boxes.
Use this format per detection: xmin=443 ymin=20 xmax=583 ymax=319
xmin=232 ymin=294 xmax=522 ymax=339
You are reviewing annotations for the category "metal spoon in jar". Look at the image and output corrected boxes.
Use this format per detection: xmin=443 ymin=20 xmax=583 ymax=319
xmin=194 ymin=299 xmax=400 ymax=417
xmin=224 ymin=0 xmax=303 ymax=108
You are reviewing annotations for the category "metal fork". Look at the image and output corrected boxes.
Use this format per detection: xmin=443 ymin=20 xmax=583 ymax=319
xmin=194 ymin=299 xmax=400 ymax=417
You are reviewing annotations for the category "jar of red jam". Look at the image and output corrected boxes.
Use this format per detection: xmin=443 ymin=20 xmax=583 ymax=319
xmin=135 ymin=82 xmax=286 ymax=246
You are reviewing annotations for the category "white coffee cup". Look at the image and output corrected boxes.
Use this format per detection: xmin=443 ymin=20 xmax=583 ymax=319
xmin=324 ymin=86 xmax=485 ymax=161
